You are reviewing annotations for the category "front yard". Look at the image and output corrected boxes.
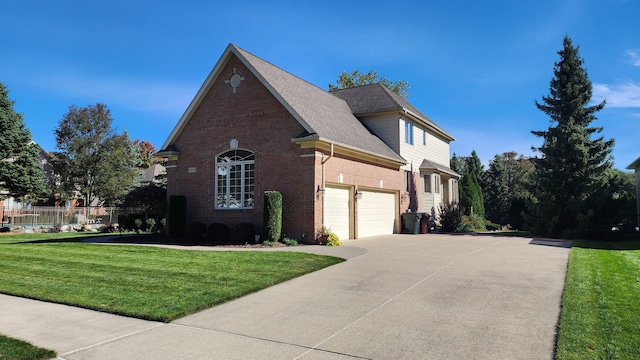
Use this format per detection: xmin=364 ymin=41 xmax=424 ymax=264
xmin=0 ymin=233 xmax=343 ymax=322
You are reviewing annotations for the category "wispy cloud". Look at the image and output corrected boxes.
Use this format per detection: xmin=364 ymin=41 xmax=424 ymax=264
xmin=627 ymin=50 xmax=640 ymax=66
xmin=38 ymin=73 xmax=197 ymax=116
xmin=592 ymin=82 xmax=640 ymax=108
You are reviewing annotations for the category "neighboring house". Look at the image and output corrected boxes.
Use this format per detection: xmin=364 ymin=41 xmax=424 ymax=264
xmin=157 ymin=44 xmax=459 ymax=242
xmin=1 ymin=142 xmax=57 ymax=209
xmin=140 ymin=163 xmax=166 ymax=185
xmin=627 ymin=156 xmax=640 ymax=226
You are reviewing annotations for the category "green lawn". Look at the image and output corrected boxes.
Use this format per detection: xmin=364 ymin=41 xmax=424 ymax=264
xmin=0 ymin=335 xmax=56 ymax=360
xmin=0 ymin=233 xmax=344 ymax=322
xmin=556 ymin=239 xmax=640 ymax=359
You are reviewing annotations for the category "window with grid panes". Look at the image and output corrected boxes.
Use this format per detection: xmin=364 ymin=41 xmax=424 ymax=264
xmin=215 ymin=149 xmax=254 ymax=209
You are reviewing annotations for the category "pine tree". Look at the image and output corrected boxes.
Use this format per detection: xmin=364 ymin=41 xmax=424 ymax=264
xmin=459 ymin=172 xmax=484 ymax=217
xmin=0 ymin=83 xmax=45 ymax=200
xmin=450 ymin=153 xmax=465 ymax=176
xmin=530 ymin=36 xmax=614 ymax=238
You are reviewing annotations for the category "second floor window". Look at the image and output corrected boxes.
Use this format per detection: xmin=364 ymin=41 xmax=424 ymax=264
xmin=404 ymin=120 xmax=413 ymax=145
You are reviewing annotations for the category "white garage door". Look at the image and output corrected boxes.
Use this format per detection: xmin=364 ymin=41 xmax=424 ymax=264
xmin=357 ymin=190 xmax=396 ymax=238
xmin=323 ymin=187 xmax=350 ymax=240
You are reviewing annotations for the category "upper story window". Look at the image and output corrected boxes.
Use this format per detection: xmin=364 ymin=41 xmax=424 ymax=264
xmin=423 ymin=129 xmax=427 ymax=145
xmin=404 ymin=120 xmax=414 ymax=145
xmin=215 ymin=149 xmax=255 ymax=209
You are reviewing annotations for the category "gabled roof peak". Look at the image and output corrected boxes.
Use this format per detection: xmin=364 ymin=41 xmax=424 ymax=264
xmin=160 ymin=44 xmax=405 ymax=164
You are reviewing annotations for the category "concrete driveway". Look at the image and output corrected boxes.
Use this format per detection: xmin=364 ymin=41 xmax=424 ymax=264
xmin=0 ymin=233 xmax=570 ymax=359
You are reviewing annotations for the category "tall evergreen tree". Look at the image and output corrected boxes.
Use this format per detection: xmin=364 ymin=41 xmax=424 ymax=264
xmin=459 ymin=172 xmax=484 ymax=217
xmin=0 ymin=83 xmax=45 ymax=201
xmin=529 ymin=36 xmax=614 ymax=238
xmin=450 ymin=153 xmax=466 ymax=176
xmin=465 ymin=150 xmax=484 ymax=180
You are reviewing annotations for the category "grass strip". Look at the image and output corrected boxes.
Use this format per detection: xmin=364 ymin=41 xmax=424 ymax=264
xmin=0 ymin=335 xmax=56 ymax=360
xmin=556 ymin=239 xmax=640 ymax=359
xmin=0 ymin=234 xmax=344 ymax=322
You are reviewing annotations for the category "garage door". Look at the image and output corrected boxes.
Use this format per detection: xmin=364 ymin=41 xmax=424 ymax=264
xmin=357 ymin=190 xmax=396 ymax=238
xmin=323 ymin=187 xmax=350 ymax=240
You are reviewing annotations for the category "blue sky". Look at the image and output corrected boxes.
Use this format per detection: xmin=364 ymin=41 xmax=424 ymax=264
xmin=2 ymin=0 xmax=639 ymax=170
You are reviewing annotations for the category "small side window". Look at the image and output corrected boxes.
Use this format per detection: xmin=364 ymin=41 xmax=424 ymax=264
xmin=423 ymin=174 xmax=431 ymax=193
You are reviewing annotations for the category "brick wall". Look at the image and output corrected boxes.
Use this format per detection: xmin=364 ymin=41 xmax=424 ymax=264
xmin=166 ymin=55 xmax=317 ymax=242
xmin=164 ymin=53 xmax=407 ymax=242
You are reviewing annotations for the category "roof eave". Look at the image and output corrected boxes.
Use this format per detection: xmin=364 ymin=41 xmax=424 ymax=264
xmin=627 ymin=156 xmax=640 ymax=170
xmin=291 ymin=136 xmax=406 ymax=168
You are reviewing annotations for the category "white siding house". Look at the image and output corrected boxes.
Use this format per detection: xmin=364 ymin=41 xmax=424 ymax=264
xmin=331 ymin=84 xmax=460 ymax=216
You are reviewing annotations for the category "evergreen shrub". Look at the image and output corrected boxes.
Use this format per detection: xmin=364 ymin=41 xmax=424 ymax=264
xmin=188 ymin=222 xmax=207 ymax=239
xmin=439 ymin=203 xmax=463 ymax=232
xmin=168 ymin=195 xmax=187 ymax=238
xmin=231 ymin=222 xmax=256 ymax=243
xmin=263 ymin=191 xmax=283 ymax=242
xmin=207 ymin=222 xmax=230 ymax=242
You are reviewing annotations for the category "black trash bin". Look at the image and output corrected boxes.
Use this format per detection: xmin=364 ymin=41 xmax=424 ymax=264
xmin=402 ymin=212 xmax=422 ymax=234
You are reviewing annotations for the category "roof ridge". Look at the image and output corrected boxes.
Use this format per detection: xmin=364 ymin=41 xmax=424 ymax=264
xmin=232 ymin=44 xmax=329 ymax=94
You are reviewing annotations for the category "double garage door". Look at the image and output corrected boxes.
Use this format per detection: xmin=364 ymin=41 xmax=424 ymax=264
xmin=323 ymin=187 xmax=397 ymax=240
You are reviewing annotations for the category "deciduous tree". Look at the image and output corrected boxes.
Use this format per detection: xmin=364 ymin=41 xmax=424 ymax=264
xmin=133 ymin=139 xmax=157 ymax=169
xmin=328 ymin=70 xmax=410 ymax=98
xmin=529 ymin=36 xmax=614 ymax=238
xmin=0 ymin=83 xmax=45 ymax=201
xmin=53 ymin=103 xmax=138 ymax=206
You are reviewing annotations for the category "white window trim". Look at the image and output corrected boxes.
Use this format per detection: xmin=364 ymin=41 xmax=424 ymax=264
xmin=404 ymin=120 xmax=414 ymax=145
xmin=215 ymin=149 xmax=255 ymax=210
xmin=423 ymin=174 xmax=431 ymax=193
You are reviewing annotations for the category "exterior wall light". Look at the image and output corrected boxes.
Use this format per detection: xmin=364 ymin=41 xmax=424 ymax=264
xmin=355 ymin=189 xmax=363 ymax=200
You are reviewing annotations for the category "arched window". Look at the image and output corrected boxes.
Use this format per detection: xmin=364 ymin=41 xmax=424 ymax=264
xmin=215 ymin=149 xmax=254 ymax=209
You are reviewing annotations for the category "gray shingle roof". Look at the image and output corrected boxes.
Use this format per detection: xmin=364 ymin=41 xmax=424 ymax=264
xmin=330 ymin=84 xmax=454 ymax=141
xmin=419 ymin=159 xmax=461 ymax=178
xmin=234 ymin=46 xmax=405 ymax=163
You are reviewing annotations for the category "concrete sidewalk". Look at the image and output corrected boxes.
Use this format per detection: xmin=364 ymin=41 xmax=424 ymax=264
xmin=0 ymin=234 xmax=570 ymax=359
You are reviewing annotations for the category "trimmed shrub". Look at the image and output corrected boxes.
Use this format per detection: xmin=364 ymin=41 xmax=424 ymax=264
xmin=231 ymin=222 xmax=256 ymax=243
xmin=146 ymin=218 xmax=156 ymax=232
xmin=439 ymin=203 xmax=463 ymax=232
xmin=263 ymin=191 xmax=283 ymax=242
xmin=207 ymin=222 xmax=230 ymax=242
xmin=283 ymin=237 xmax=298 ymax=246
xmin=326 ymin=232 xmax=342 ymax=246
xmin=188 ymin=222 xmax=207 ymax=239
xmin=168 ymin=195 xmax=187 ymax=238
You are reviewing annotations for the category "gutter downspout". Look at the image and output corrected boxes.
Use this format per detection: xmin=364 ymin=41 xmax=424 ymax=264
xmin=320 ymin=143 xmax=334 ymax=228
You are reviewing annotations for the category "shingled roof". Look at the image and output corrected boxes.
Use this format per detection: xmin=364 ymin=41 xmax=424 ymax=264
xmin=161 ymin=44 xmax=405 ymax=165
xmin=330 ymin=84 xmax=455 ymax=142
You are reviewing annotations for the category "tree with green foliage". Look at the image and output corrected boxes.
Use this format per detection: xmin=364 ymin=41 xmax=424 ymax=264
xmin=450 ymin=153 xmax=465 ymax=176
xmin=133 ymin=139 xmax=158 ymax=170
xmin=465 ymin=150 xmax=484 ymax=180
xmin=328 ymin=70 xmax=410 ymax=98
xmin=459 ymin=172 xmax=484 ymax=217
xmin=53 ymin=103 xmax=139 ymax=206
xmin=0 ymin=83 xmax=45 ymax=201
xmin=483 ymin=152 xmax=534 ymax=228
xmin=529 ymin=36 xmax=614 ymax=238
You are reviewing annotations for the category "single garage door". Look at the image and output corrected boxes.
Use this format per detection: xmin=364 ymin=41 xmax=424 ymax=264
xmin=357 ymin=190 xmax=396 ymax=238
xmin=323 ymin=187 xmax=351 ymax=240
